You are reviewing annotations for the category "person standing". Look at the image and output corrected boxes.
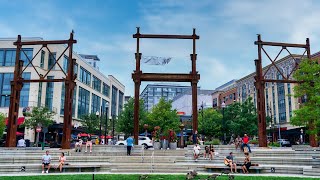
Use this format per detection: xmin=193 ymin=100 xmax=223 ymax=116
xmin=41 ymin=150 xmax=52 ymax=174
xmin=241 ymin=134 xmax=252 ymax=153
xmin=126 ymin=136 xmax=134 ymax=156
xmin=192 ymin=130 xmax=198 ymax=144
xmin=85 ymin=134 xmax=93 ymax=153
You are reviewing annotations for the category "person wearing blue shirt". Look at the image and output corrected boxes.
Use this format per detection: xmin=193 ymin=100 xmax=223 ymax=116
xmin=126 ymin=136 xmax=134 ymax=156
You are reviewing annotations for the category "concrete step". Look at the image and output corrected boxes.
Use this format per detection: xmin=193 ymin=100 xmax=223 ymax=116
xmin=303 ymin=168 xmax=320 ymax=176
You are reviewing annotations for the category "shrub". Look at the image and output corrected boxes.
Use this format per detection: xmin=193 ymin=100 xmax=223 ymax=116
xmin=250 ymin=140 xmax=259 ymax=144
xmin=269 ymin=142 xmax=280 ymax=147
xmin=204 ymin=139 xmax=220 ymax=145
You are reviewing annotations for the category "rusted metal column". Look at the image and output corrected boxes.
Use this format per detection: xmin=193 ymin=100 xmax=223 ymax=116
xmin=133 ymin=80 xmax=141 ymax=145
xmin=61 ymin=32 xmax=75 ymax=149
xmin=255 ymin=35 xmax=267 ymax=147
xmin=133 ymin=27 xmax=141 ymax=145
xmin=191 ymin=28 xmax=199 ymax=137
xmin=6 ymin=35 xmax=23 ymax=147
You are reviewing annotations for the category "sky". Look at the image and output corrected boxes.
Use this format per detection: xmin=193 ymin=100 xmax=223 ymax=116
xmin=1 ymin=0 xmax=320 ymax=96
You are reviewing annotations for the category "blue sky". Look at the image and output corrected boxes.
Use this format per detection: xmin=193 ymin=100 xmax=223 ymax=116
xmin=1 ymin=0 xmax=320 ymax=96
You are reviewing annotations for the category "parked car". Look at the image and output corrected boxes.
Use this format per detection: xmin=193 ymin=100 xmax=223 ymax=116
xmin=115 ymin=136 xmax=153 ymax=149
xmin=278 ymin=139 xmax=291 ymax=147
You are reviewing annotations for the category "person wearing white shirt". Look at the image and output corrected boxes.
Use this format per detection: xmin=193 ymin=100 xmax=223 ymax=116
xmin=17 ymin=138 xmax=26 ymax=147
xmin=42 ymin=150 xmax=52 ymax=173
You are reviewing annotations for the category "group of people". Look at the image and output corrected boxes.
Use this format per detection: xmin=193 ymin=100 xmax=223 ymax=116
xmin=41 ymin=150 xmax=66 ymax=173
xmin=224 ymin=152 xmax=251 ymax=174
xmin=193 ymin=144 xmax=216 ymax=161
xmin=75 ymin=133 xmax=93 ymax=153
xmin=234 ymin=134 xmax=252 ymax=153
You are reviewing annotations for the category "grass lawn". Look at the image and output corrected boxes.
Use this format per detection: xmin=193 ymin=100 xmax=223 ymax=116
xmin=1 ymin=174 xmax=316 ymax=180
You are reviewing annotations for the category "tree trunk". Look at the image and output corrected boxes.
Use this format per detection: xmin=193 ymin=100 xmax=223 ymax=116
xmin=309 ymin=121 xmax=317 ymax=147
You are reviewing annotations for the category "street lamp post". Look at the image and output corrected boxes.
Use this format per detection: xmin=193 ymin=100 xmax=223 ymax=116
xmin=221 ymin=102 xmax=226 ymax=145
xmin=112 ymin=115 xmax=115 ymax=144
xmin=268 ymin=103 xmax=274 ymax=144
xmin=105 ymin=102 xmax=109 ymax=145
xmin=300 ymin=128 xmax=304 ymax=144
xmin=179 ymin=123 xmax=185 ymax=148
xmin=96 ymin=111 xmax=101 ymax=140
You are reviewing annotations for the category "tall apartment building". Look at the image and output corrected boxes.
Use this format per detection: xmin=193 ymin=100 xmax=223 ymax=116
xmin=140 ymin=84 xmax=191 ymax=111
xmin=213 ymin=55 xmax=307 ymax=142
xmin=0 ymin=37 xmax=125 ymax=143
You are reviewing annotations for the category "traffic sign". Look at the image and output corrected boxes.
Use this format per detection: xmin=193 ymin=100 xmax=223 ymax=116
xmin=36 ymin=127 xmax=42 ymax=133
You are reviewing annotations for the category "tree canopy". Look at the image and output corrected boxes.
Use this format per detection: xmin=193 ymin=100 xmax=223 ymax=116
xmin=116 ymin=98 xmax=148 ymax=136
xmin=292 ymin=58 xmax=320 ymax=145
xmin=223 ymin=97 xmax=258 ymax=137
xmin=0 ymin=113 xmax=5 ymax=139
xmin=198 ymin=108 xmax=222 ymax=139
xmin=146 ymin=98 xmax=180 ymax=135
xmin=81 ymin=113 xmax=100 ymax=134
xmin=22 ymin=106 xmax=55 ymax=129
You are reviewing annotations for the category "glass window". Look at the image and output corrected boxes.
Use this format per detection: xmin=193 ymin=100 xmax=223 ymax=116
xmin=0 ymin=73 xmax=13 ymax=107
xmin=78 ymin=86 xmax=90 ymax=118
xmin=37 ymin=82 xmax=43 ymax=107
xmin=111 ymin=85 xmax=118 ymax=116
xmin=5 ymin=50 xmax=16 ymax=66
xmin=20 ymin=48 xmax=33 ymax=67
xmin=79 ymin=66 xmax=91 ymax=85
xmin=92 ymin=76 xmax=101 ymax=92
xmin=102 ymin=83 xmax=110 ymax=97
xmin=63 ymin=55 xmax=68 ymax=72
xmin=118 ymin=91 xmax=124 ymax=115
xmin=48 ymin=52 xmax=56 ymax=70
xmin=20 ymin=73 xmax=30 ymax=107
xmin=60 ymin=83 xmax=65 ymax=115
xmin=74 ymin=63 xmax=78 ymax=77
xmin=91 ymin=93 xmax=101 ymax=114
xmin=0 ymin=50 xmax=4 ymax=66
xmin=40 ymin=50 xmax=45 ymax=68
xmin=45 ymin=76 xmax=54 ymax=111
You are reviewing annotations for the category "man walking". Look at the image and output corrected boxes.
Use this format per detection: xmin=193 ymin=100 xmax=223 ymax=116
xmin=241 ymin=134 xmax=252 ymax=153
xmin=126 ymin=136 xmax=134 ymax=156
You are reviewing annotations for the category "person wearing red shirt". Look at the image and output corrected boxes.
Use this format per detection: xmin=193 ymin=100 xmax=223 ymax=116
xmin=241 ymin=134 xmax=252 ymax=153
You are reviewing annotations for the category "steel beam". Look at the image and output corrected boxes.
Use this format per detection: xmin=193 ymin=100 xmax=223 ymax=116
xmin=134 ymin=73 xmax=200 ymax=82
xmin=133 ymin=34 xmax=199 ymax=40
xmin=14 ymin=40 xmax=77 ymax=46
xmin=254 ymin=41 xmax=307 ymax=48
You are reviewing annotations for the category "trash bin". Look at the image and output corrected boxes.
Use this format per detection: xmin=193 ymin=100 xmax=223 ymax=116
xmin=25 ymin=139 xmax=30 ymax=147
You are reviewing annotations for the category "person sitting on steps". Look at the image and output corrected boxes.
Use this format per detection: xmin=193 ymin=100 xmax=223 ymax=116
xmin=242 ymin=152 xmax=251 ymax=174
xmin=241 ymin=134 xmax=252 ymax=153
xmin=224 ymin=152 xmax=237 ymax=173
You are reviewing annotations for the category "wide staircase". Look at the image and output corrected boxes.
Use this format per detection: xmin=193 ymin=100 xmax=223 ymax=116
xmin=0 ymin=144 xmax=319 ymax=176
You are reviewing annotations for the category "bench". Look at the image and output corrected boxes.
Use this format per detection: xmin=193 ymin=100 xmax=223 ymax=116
xmin=58 ymin=164 xmax=101 ymax=173
xmin=204 ymin=164 xmax=261 ymax=173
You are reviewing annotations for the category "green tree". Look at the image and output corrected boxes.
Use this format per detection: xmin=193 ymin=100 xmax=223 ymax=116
xmin=224 ymin=97 xmax=258 ymax=137
xmin=81 ymin=113 xmax=100 ymax=134
xmin=0 ymin=113 xmax=5 ymax=139
xmin=292 ymin=58 xmax=320 ymax=146
xmin=147 ymin=98 xmax=180 ymax=137
xmin=199 ymin=108 xmax=222 ymax=139
xmin=116 ymin=98 xmax=148 ymax=136
xmin=22 ymin=106 xmax=55 ymax=143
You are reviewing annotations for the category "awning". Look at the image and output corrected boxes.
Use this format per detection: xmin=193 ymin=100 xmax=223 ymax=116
xmin=5 ymin=117 xmax=25 ymax=126
xmin=100 ymin=135 xmax=112 ymax=139
xmin=16 ymin=131 xmax=24 ymax=136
